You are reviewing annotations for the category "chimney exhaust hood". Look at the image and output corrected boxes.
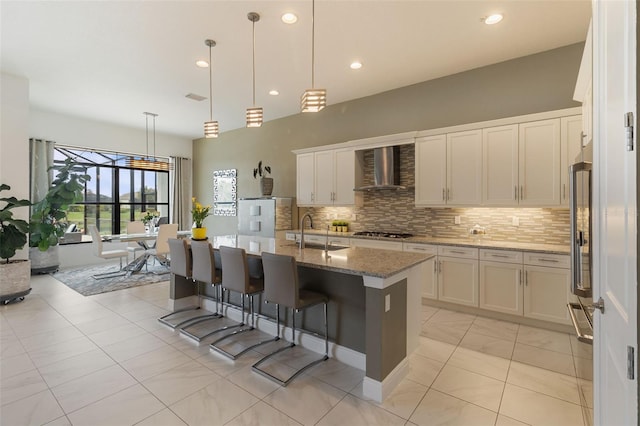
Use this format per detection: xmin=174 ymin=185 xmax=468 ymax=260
xmin=355 ymin=146 xmax=406 ymax=191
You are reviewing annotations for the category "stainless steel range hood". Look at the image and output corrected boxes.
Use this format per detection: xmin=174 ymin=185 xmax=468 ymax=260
xmin=355 ymin=146 xmax=406 ymax=191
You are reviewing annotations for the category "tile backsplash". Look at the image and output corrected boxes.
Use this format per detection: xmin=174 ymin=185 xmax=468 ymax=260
xmin=301 ymin=144 xmax=570 ymax=246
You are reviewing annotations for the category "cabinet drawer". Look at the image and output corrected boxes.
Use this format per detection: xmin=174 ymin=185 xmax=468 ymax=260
xmin=438 ymin=245 xmax=478 ymax=259
xmin=304 ymin=234 xmax=326 ymax=244
xmin=480 ymin=249 xmax=523 ymax=264
xmin=285 ymin=232 xmax=297 ymax=241
xmin=350 ymin=238 xmax=403 ymax=251
xmin=403 ymin=243 xmax=437 ymax=255
xmin=523 ymin=252 xmax=570 ymax=268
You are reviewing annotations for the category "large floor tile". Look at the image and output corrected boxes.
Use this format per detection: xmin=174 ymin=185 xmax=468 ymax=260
xmin=120 ymin=344 xmax=192 ymax=382
xmin=100 ymin=331 xmax=168 ymax=362
xmin=226 ymin=364 xmax=282 ymax=399
xmin=0 ymin=352 xmax=37 ymax=380
xmin=574 ymin=355 xmax=593 ymax=380
xmin=420 ymin=323 xmax=467 ymax=346
xmin=414 ymin=336 xmax=456 ymax=363
xmin=512 ymin=343 xmax=576 ymax=376
xmin=578 ymin=378 xmax=593 ymax=408
xmin=352 ymin=378 xmax=428 ymax=420
xmin=169 ymin=378 xmax=260 ymax=425
xmin=495 ymin=414 xmax=529 ymax=426
xmin=305 ymin=357 xmax=365 ymax=393
xmin=0 ymin=368 xmax=49 ymax=406
xmin=570 ymin=337 xmax=593 ymax=360
xmin=431 ymin=364 xmax=504 ymax=411
xmin=0 ymin=390 xmax=64 ymax=426
xmin=420 ymin=305 xmax=439 ymax=322
xmin=469 ymin=316 xmax=519 ymax=341
xmin=500 ymin=383 xmax=584 ymax=426
xmin=51 ymin=364 xmax=137 ymax=413
xmin=18 ymin=325 xmax=85 ymax=352
xmin=263 ymin=374 xmax=346 ymax=425
xmin=317 ymin=393 xmax=406 ymax=426
xmin=507 ymin=361 xmax=580 ymax=404
xmin=37 ymin=348 xmax=115 ymax=388
xmin=28 ymin=336 xmax=98 ymax=368
xmin=406 ymin=352 xmax=445 ymax=387
xmin=459 ymin=331 xmax=515 ymax=359
xmin=87 ymin=322 xmax=147 ymax=347
xmin=67 ymin=384 xmax=165 ymax=426
xmin=142 ymin=360 xmax=221 ymax=405
xmin=516 ymin=325 xmax=572 ymax=355
xmin=409 ymin=389 xmax=497 ymax=426
xmin=73 ymin=314 xmax=131 ymax=335
xmin=447 ymin=346 xmax=511 ymax=380
xmin=226 ymin=401 xmax=301 ymax=426
xmin=135 ymin=408 xmax=188 ymax=426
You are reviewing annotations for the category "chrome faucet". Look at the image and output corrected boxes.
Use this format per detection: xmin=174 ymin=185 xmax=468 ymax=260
xmin=300 ymin=212 xmax=313 ymax=249
xmin=324 ymin=225 xmax=331 ymax=258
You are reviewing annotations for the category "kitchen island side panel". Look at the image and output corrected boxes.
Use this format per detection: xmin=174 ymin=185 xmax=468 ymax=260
xmin=365 ymin=279 xmax=408 ymax=381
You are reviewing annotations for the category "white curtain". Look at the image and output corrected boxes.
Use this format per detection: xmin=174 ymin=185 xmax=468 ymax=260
xmin=169 ymin=156 xmax=191 ymax=230
xmin=29 ymin=138 xmax=55 ymax=204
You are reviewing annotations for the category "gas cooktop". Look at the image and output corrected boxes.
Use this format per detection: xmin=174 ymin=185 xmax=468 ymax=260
xmin=352 ymin=231 xmax=414 ymax=239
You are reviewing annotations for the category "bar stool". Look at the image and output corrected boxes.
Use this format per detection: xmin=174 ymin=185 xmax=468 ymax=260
xmin=252 ymin=251 xmax=329 ymax=386
xmin=180 ymin=240 xmax=224 ymax=341
xmin=210 ymin=246 xmax=277 ymax=359
xmin=158 ymin=238 xmax=218 ymax=329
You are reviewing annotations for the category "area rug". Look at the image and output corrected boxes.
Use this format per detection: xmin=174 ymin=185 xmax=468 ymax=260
xmin=52 ymin=263 xmax=170 ymax=296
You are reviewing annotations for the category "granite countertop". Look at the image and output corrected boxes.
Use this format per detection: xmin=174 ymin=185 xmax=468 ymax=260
xmin=210 ymin=235 xmax=433 ymax=279
xmin=286 ymin=229 xmax=569 ymax=255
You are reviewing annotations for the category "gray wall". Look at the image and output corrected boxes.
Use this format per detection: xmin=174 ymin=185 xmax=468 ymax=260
xmin=193 ymin=43 xmax=583 ymax=235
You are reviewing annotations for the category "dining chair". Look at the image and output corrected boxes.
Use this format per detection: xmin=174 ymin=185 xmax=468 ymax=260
xmin=87 ymin=224 xmax=129 ymax=279
xmin=145 ymin=223 xmax=178 ymax=267
xmin=252 ymin=251 xmax=329 ymax=386
xmin=126 ymin=221 xmax=146 ymax=262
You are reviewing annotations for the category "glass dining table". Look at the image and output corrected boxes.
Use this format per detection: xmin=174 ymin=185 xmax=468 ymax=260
xmin=102 ymin=230 xmax=192 ymax=274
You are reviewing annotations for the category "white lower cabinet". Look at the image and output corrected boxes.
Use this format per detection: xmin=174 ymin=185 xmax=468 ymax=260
xmin=523 ymin=264 xmax=571 ymax=324
xmin=437 ymin=246 xmax=479 ymax=307
xmin=349 ymin=238 xmax=403 ymax=251
xmin=404 ymin=243 xmax=438 ymax=299
xmin=479 ymin=250 xmax=524 ymax=315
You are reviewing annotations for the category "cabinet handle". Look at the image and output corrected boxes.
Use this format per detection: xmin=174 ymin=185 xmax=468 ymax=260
xmin=520 ymin=186 xmax=524 ymax=200
xmin=525 ymin=270 xmax=528 ymax=286
xmin=311 ymin=192 xmax=314 ymax=202
xmin=442 ymin=188 xmax=445 ymax=201
xmin=519 ymin=269 xmax=522 ymax=285
xmin=563 ymin=184 xmax=566 ymax=201
xmin=450 ymin=250 xmax=466 ymax=255
xmin=412 ymin=247 xmax=427 ymax=251
xmin=491 ymin=254 xmax=509 ymax=258
xmin=438 ymin=261 xmax=442 ymax=274
xmin=538 ymin=258 xmax=559 ymax=263
xmin=515 ymin=185 xmax=518 ymax=200
xmin=433 ymin=260 xmax=437 ymax=274
xmin=447 ymin=188 xmax=450 ymax=201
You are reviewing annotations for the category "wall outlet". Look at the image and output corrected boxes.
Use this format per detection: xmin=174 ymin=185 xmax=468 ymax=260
xmin=385 ymin=294 xmax=391 ymax=312
xmin=351 ymin=214 xmax=357 ymax=221
xmin=512 ymin=216 xmax=520 ymax=226
xmin=454 ymin=216 xmax=461 ymax=225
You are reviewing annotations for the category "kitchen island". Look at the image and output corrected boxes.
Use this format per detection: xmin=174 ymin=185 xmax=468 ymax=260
xmin=170 ymin=234 xmax=433 ymax=402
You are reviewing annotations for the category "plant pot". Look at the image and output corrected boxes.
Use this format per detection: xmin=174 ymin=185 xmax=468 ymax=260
xmin=29 ymin=245 xmax=60 ymax=274
xmin=260 ymin=177 xmax=274 ymax=197
xmin=0 ymin=259 xmax=32 ymax=303
xmin=192 ymin=227 xmax=207 ymax=241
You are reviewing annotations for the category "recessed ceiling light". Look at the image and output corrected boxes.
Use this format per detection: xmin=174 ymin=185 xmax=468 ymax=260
xmin=484 ymin=14 xmax=503 ymax=25
xmin=350 ymin=61 xmax=363 ymax=70
xmin=196 ymin=60 xmax=209 ymax=68
xmin=269 ymin=89 xmax=279 ymax=96
xmin=281 ymin=12 xmax=297 ymax=24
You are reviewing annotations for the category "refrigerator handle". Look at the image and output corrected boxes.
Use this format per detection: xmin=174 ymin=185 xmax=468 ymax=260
xmin=569 ymin=161 xmax=592 ymax=297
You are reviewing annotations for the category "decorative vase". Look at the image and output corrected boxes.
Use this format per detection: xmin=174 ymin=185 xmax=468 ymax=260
xmin=0 ymin=259 xmax=32 ymax=303
xmin=260 ymin=177 xmax=274 ymax=197
xmin=29 ymin=245 xmax=60 ymax=274
xmin=192 ymin=227 xmax=207 ymax=240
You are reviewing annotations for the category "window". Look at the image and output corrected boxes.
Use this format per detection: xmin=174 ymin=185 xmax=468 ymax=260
xmin=54 ymin=146 xmax=169 ymax=235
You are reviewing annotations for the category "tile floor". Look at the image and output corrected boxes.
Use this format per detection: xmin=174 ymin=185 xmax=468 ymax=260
xmin=0 ymin=274 xmax=593 ymax=426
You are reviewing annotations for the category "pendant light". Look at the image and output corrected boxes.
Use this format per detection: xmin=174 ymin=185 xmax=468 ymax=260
xmin=126 ymin=112 xmax=170 ymax=171
xmin=204 ymin=39 xmax=219 ymax=138
xmin=301 ymin=0 xmax=326 ymax=112
xmin=246 ymin=12 xmax=263 ymax=127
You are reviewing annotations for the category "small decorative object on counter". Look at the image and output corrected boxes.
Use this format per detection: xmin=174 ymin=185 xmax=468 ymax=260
xmin=191 ymin=197 xmax=211 ymax=240
xmin=141 ymin=210 xmax=159 ymax=231
xmin=253 ymin=161 xmax=273 ymax=197
xmin=331 ymin=220 xmax=339 ymax=232
xmin=469 ymin=224 xmax=486 ymax=240
xmin=333 ymin=220 xmax=348 ymax=232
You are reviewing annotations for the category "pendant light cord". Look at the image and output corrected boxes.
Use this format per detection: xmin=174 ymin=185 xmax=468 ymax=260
xmin=252 ymin=18 xmax=256 ymax=106
xmin=311 ymin=0 xmax=315 ymax=89
xmin=208 ymin=44 xmax=213 ymax=121
xmin=145 ymin=113 xmax=149 ymax=160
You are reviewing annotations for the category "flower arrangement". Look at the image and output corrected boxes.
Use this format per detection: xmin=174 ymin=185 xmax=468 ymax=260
xmin=141 ymin=210 xmax=159 ymax=226
xmin=191 ymin=197 xmax=211 ymax=228
xmin=253 ymin=161 xmax=271 ymax=179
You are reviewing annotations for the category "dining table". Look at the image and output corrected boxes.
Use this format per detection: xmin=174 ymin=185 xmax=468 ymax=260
xmin=102 ymin=230 xmax=192 ymax=274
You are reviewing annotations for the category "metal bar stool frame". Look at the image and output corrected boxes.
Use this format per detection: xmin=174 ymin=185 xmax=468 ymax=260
xmin=180 ymin=240 xmax=226 ymax=342
xmin=252 ymin=251 xmax=329 ymax=386
xmin=158 ymin=238 xmax=219 ymax=329
xmin=209 ymin=246 xmax=278 ymax=360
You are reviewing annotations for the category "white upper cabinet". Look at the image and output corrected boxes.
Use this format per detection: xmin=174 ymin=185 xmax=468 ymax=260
xmin=447 ymin=130 xmax=483 ymax=205
xmin=573 ymin=21 xmax=592 ymax=146
xmin=482 ymin=125 xmax=519 ymax=206
xmin=415 ymin=131 xmax=481 ymax=206
xmin=518 ymin=118 xmax=561 ymax=206
xmin=415 ymin=135 xmax=447 ymax=205
xmin=296 ymin=148 xmax=360 ymax=206
xmin=296 ymin=152 xmax=315 ymax=205
xmin=560 ymin=115 xmax=584 ymax=206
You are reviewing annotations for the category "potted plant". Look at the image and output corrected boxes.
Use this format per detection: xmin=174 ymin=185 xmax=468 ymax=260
xmin=0 ymin=184 xmax=32 ymax=303
xmin=253 ymin=161 xmax=273 ymax=197
xmin=141 ymin=210 xmax=159 ymax=232
xmin=29 ymin=158 xmax=90 ymax=273
xmin=191 ymin=197 xmax=211 ymax=240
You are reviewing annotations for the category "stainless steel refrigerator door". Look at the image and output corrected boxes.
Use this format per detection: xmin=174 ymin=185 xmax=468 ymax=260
xmin=237 ymin=199 xmax=276 ymax=237
xmin=569 ymin=161 xmax=592 ymax=297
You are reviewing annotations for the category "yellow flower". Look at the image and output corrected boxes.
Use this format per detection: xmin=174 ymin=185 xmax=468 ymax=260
xmin=191 ymin=197 xmax=211 ymax=228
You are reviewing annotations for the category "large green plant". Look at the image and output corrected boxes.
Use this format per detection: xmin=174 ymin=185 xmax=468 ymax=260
xmin=0 ymin=184 xmax=31 ymax=263
xmin=30 ymin=158 xmax=90 ymax=251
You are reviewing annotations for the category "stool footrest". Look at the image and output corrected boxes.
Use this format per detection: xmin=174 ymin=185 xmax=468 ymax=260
xmin=252 ymin=344 xmax=328 ymax=386
xmin=210 ymin=326 xmax=277 ymax=360
xmin=158 ymin=306 xmax=204 ymax=329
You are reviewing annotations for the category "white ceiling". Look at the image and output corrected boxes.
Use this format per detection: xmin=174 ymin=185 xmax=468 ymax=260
xmin=1 ymin=1 xmax=591 ymax=140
